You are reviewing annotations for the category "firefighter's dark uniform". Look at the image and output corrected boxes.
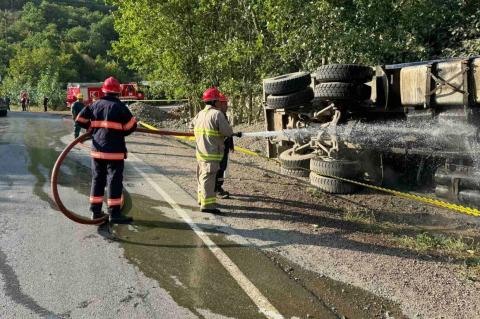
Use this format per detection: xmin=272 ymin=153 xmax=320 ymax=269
xmin=75 ymin=95 xmax=137 ymax=217
xmin=215 ymin=136 xmax=233 ymax=192
xmin=71 ymin=100 xmax=85 ymax=138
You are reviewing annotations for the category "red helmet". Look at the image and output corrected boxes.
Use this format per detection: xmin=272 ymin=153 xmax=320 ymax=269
xmin=202 ymin=87 xmax=221 ymax=102
xmin=102 ymin=76 xmax=121 ymax=94
xmin=218 ymin=93 xmax=228 ymax=102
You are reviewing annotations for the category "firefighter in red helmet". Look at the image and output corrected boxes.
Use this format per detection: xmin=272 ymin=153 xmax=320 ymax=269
xmin=75 ymin=76 xmax=137 ymax=224
xmin=192 ymin=87 xmax=241 ymax=214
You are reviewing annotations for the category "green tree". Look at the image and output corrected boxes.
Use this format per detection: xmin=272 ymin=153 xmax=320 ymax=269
xmin=0 ymin=0 xmax=134 ymax=108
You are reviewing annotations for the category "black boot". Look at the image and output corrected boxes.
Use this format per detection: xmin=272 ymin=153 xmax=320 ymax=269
xmin=200 ymin=207 xmax=223 ymax=215
xmin=91 ymin=211 xmax=107 ymax=220
xmin=109 ymin=212 xmax=133 ymax=224
xmin=217 ymin=187 xmax=230 ymax=199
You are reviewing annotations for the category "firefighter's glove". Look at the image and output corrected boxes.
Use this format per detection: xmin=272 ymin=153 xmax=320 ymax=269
xmin=233 ymin=132 xmax=242 ymax=138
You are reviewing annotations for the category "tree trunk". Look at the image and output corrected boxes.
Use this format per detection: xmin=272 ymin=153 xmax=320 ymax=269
xmin=230 ymin=96 xmax=236 ymax=126
xmin=238 ymin=95 xmax=245 ymax=124
xmin=247 ymin=93 xmax=253 ymax=124
xmin=255 ymin=95 xmax=263 ymax=121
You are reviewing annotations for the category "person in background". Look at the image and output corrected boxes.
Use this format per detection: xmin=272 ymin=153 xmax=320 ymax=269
xmin=43 ymin=96 xmax=49 ymax=112
xmin=20 ymin=91 xmax=28 ymax=112
xmin=215 ymin=93 xmax=234 ymax=199
xmin=71 ymin=93 xmax=85 ymax=138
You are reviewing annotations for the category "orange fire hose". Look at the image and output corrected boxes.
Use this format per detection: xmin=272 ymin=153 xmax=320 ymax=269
xmin=51 ymin=128 xmax=194 ymax=225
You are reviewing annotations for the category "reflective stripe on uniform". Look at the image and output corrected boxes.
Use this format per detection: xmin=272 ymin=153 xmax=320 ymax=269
xmin=76 ymin=115 xmax=90 ymax=124
xmin=91 ymin=151 xmax=125 ymax=160
xmin=123 ymin=117 xmax=137 ymax=130
xmin=200 ymin=197 xmax=216 ymax=206
xmin=91 ymin=120 xmax=123 ymax=130
xmin=194 ymin=128 xmax=222 ymax=137
xmin=196 ymin=152 xmax=223 ymax=161
xmin=108 ymin=198 xmax=122 ymax=206
xmin=89 ymin=196 xmax=104 ymax=204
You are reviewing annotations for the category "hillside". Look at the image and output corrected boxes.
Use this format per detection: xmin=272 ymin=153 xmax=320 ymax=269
xmin=0 ymin=0 xmax=133 ymax=107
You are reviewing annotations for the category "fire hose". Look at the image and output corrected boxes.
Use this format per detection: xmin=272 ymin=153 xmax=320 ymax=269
xmin=50 ymin=127 xmax=194 ymax=225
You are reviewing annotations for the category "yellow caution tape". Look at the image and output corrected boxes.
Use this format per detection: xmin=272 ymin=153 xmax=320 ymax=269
xmin=233 ymin=146 xmax=260 ymax=157
xmin=138 ymin=121 xmax=195 ymax=141
xmin=138 ymin=121 xmax=159 ymax=131
xmin=139 ymin=121 xmax=274 ymax=157
xmin=138 ymin=121 xmax=479 ymax=217
xmin=319 ymin=174 xmax=480 ymax=218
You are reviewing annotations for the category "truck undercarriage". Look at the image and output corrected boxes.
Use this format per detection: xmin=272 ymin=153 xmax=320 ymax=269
xmin=263 ymin=58 xmax=480 ymax=208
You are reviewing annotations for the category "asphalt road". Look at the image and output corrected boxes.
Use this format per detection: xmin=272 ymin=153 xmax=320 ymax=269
xmin=0 ymin=112 xmax=352 ymax=318
xmin=1 ymin=110 xmax=424 ymax=319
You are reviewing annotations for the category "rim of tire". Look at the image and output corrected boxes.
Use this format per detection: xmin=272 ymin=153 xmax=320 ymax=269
xmin=309 ymin=172 xmax=357 ymax=194
xmin=279 ymin=148 xmax=315 ymax=169
xmin=310 ymin=156 xmax=360 ymax=178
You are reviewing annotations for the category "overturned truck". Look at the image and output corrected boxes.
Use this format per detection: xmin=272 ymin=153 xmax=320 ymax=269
xmin=263 ymin=57 xmax=480 ymax=208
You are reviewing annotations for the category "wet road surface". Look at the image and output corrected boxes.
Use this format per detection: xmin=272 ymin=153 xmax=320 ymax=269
xmin=0 ymin=112 xmax=404 ymax=318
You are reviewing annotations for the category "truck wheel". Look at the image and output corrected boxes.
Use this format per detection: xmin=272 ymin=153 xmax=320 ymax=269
xmin=310 ymin=156 xmax=360 ymax=178
xmin=279 ymin=148 xmax=315 ymax=169
xmin=264 ymin=72 xmax=311 ymax=95
xmin=310 ymin=172 xmax=357 ymax=194
xmin=0 ymin=110 xmax=7 ymax=117
xmin=314 ymin=64 xmax=374 ymax=83
xmin=266 ymin=87 xmax=314 ymax=109
xmin=314 ymin=82 xmax=371 ymax=101
xmin=281 ymin=167 xmax=309 ymax=178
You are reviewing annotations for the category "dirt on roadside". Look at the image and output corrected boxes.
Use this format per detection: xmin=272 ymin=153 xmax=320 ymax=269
xmin=129 ymin=102 xmax=189 ymax=130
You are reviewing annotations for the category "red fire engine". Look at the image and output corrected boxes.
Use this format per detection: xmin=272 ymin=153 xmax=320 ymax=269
xmin=66 ymin=82 xmax=145 ymax=106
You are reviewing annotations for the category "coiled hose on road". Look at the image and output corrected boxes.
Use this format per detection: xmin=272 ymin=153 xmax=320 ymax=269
xmin=51 ymin=128 xmax=194 ymax=225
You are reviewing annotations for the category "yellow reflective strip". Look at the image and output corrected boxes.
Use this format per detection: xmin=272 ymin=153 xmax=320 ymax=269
xmin=196 ymin=152 xmax=223 ymax=161
xmin=201 ymin=197 xmax=217 ymax=205
xmin=194 ymin=128 xmax=222 ymax=136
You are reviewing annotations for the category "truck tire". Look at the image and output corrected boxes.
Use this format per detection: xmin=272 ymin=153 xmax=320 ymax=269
xmin=264 ymin=72 xmax=311 ymax=95
xmin=0 ymin=110 xmax=6 ymax=117
xmin=314 ymin=82 xmax=371 ymax=101
xmin=310 ymin=156 xmax=360 ymax=178
xmin=281 ymin=167 xmax=309 ymax=178
xmin=315 ymin=64 xmax=374 ymax=83
xmin=279 ymin=148 xmax=315 ymax=169
xmin=310 ymin=172 xmax=357 ymax=194
xmin=266 ymin=87 xmax=314 ymax=109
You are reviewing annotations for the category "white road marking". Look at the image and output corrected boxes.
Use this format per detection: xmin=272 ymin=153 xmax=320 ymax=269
xmin=128 ymin=153 xmax=283 ymax=319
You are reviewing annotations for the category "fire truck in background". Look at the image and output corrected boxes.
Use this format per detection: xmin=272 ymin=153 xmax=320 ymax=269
xmin=66 ymin=82 xmax=145 ymax=107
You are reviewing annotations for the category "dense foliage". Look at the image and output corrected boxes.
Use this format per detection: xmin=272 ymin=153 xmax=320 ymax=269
xmin=1 ymin=0 xmax=479 ymax=117
xmin=0 ymin=0 xmax=130 ymax=108
xmin=109 ymin=0 xmax=480 ymax=123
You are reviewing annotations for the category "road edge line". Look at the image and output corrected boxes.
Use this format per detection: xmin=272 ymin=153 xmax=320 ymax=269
xmin=128 ymin=153 xmax=283 ymax=319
